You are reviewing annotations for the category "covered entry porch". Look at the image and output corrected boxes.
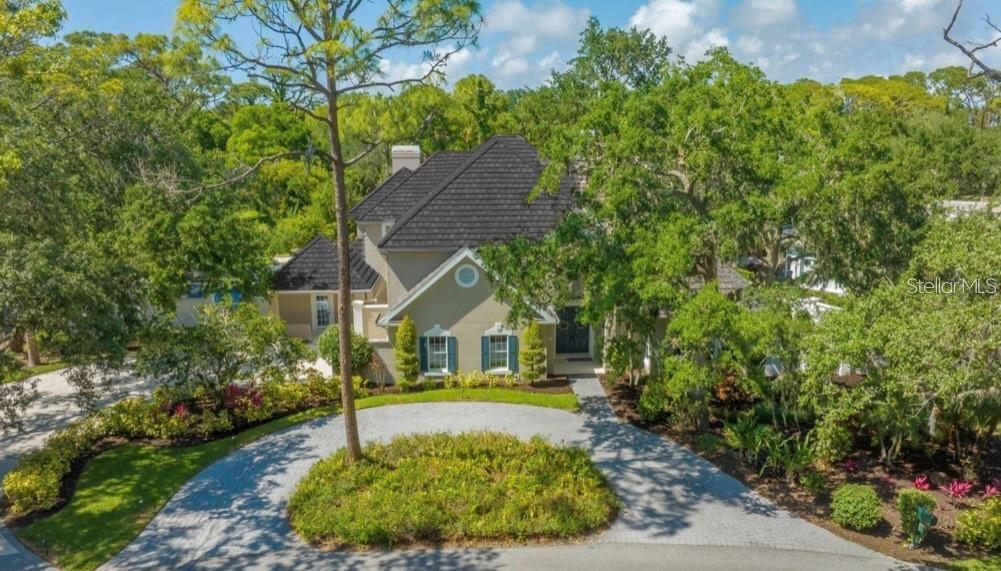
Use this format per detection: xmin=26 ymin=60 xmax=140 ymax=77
xmin=551 ymin=306 xmax=602 ymax=376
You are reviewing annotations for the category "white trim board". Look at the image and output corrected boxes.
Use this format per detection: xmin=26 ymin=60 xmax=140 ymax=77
xmin=376 ymin=247 xmax=558 ymax=326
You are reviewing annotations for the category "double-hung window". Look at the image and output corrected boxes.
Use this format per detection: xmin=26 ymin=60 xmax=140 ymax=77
xmin=427 ymin=336 xmax=448 ymax=372
xmin=487 ymin=335 xmax=509 ymax=370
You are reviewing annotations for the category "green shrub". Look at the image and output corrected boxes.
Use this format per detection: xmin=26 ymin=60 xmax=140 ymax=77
xmin=519 ymin=322 xmax=546 ymax=383
xmin=723 ymin=414 xmax=774 ymax=462
xmin=3 ymin=375 xmax=343 ymax=518
xmin=288 ymin=432 xmax=619 ymax=547
xmin=896 ymin=489 xmax=937 ymax=547
xmin=956 ymin=498 xmax=1001 ymax=552
xmin=394 ymin=315 xmax=419 ymax=386
xmin=352 ymin=375 xmax=369 ymax=399
xmin=761 ymin=433 xmax=815 ymax=484
xmin=831 ymin=483 xmax=882 ymax=531
xmin=637 ymin=380 xmax=670 ymax=423
xmin=102 ymin=397 xmax=160 ymax=438
xmin=800 ymin=472 xmax=828 ymax=498
xmin=814 ymin=420 xmax=853 ymax=463
xmin=2 ymin=415 xmax=108 ymax=515
xmin=2 ymin=465 xmax=61 ymax=515
xmin=317 ymin=328 xmax=374 ymax=374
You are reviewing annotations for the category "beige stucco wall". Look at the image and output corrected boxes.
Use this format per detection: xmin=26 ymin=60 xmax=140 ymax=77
xmin=385 ymin=250 xmax=452 ymax=305
xmin=358 ymin=222 xmax=389 ymax=281
xmin=174 ymin=297 xmax=270 ymax=327
xmin=539 ymin=323 xmax=557 ymax=374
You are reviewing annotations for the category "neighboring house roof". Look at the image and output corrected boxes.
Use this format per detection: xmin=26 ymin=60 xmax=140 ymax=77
xmin=273 ymin=236 xmax=378 ymax=292
xmin=354 ymin=151 xmax=472 ymax=223
xmin=378 ymin=135 xmax=577 ymax=250
xmin=376 ymin=247 xmax=559 ymax=326
xmin=685 ymin=262 xmax=750 ymax=295
xmin=349 ymin=166 xmax=412 ymax=221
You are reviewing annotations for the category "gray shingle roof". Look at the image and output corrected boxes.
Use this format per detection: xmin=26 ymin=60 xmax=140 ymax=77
xmin=378 ymin=136 xmax=577 ymax=250
xmin=273 ymin=236 xmax=378 ymax=291
xmin=354 ymin=151 xmax=471 ymax=223
xmin=685 ymin=262 xmax=749 ymax=295
xmin=349 ymin=166 xmax=411 ymax=221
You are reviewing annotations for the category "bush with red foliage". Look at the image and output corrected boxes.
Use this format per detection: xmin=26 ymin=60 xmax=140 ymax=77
xmin=945 ymin=479 xmax=973 ymax=499
xmin=913 ymin=474 xmax=932 ymax=491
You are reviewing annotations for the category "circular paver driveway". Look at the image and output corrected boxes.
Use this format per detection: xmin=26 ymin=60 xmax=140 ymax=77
xmin=103 ymin=380 xmax=915 ymax=570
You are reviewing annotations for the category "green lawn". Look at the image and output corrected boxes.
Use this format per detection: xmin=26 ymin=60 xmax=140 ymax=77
xmin=945 ymin=557 xmax=1001 ymax=571
xmin=26 ymin=361 xmax=68 ymax=376
xmin=289 ymin=432 xmax=617 ymax=548
xmin=356 ymin=387 xmax=579 ymax=411
xmin=16 ymin=405 xmax=338 ymax=571
xmin=13 ymin=387 xmax=578 ymax=570
xmin=1 ymin=361 xmax=67 ymax=384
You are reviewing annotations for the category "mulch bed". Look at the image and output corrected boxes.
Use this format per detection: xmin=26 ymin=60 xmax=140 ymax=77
xmin=600 ymin=377 xmax=997 ymax=569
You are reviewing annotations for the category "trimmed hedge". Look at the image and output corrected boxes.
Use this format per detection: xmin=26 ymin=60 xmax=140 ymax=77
xmin=896 ymin=489 xmax=936 ymax=546
xmin=831 ymin=483 xmax=882 ymax=531
xmin=956 ymin=498 xmax=1001 ymax=552
xmin=3 ymin=372 xmax=341 ymax=516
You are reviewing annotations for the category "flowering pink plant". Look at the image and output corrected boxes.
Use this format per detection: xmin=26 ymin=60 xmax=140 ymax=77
xmin=224 ymin=383 xmax=263 ymax=411
xmin=843 ymin=459 xmax=859 ymax=474
xmin=913 ymin=474 xmax=932 ymax=491
xmin=945 ymin=479 xmax=973 ymax=499
xmin=984 ymin=483 xmax=1000 ymax=499
xmin=172 ymin=402 xmax=189 ymax=419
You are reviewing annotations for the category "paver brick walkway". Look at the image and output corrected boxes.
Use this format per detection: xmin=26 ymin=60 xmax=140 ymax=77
xmin=102 ymin=378 xmax=920 ymax=570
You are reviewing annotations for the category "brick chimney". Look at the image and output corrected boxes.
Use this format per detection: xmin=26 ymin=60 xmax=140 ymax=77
xmin=391 ymin=145 xmax=421 ymax=173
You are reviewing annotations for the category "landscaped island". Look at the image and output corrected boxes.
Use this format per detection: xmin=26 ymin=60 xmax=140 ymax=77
xmin=288 ymin=432 xmax=619 ymax=548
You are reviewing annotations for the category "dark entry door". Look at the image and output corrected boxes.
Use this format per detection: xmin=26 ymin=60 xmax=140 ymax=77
xmin=556 ymin=307 xmax=589 ymax=354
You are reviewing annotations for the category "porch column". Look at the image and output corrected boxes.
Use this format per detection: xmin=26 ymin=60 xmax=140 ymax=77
xmin=352 ymin=299 xmax=365 ymax=336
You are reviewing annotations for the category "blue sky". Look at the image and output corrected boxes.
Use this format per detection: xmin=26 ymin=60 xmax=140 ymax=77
xmin=61 ymin=0 xmax=1000 ymax=88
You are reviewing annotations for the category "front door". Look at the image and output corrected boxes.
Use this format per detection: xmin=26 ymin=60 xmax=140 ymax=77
xmin=556 ymin=307 xmax=589 ymax=354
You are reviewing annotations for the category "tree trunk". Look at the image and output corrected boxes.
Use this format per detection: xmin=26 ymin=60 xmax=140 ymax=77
xmin=326 ymin=83 xmax=363 ymax=463
xmin=9 ymin=328 xmax=25 ymax=354
xmin=24 ymin=331 xmax=40 ymax=367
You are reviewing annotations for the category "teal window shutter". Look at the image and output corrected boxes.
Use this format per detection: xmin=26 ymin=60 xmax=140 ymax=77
xmin=508 ymin=335 xmax=519 ymax=373
xmin=419 ymin=336 xmax=428 ymax=373
xmin=480 ymin=336 xmax=489 ymax=370
xmin=447 ymin=337 xmax=457 ymax=372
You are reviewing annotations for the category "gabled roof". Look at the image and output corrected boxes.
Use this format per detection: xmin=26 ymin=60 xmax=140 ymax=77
xmin=376 ymin=247 xmax=558 ymax=326
xmin=349 ymin=166 xmax=412 ymax=221
xmin=378 ymin=136 xmax=577 ymax=250
xmin=353 ymin=151 xmax=472 ymax=223
xmin=273 ymin=236 xmax=378 ymax=292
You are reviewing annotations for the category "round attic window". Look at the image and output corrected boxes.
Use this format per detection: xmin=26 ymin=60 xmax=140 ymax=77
xmin=455 ymin=264 xmax=479 ymax=288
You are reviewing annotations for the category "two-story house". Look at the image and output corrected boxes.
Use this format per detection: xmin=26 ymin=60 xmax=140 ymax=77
xmin=269 ymin=135 xmax=593 ymax=381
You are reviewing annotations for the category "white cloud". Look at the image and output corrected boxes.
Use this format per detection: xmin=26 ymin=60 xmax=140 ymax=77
xmin=897 ymin=0 xmax=944 ymax=12
xmin=684 ymin=28 xmax=729 ymax=60
xmin=482 ymin=0 xmax=584 ymax=48
xmin=732 ymin=0 xmax=796 ymax=28
xmin=629 ymin=0 xmax=700 ymax=45
xmin=483 ymin=0 xmax=588 ymax=86
xmin=493 ymin=54 xmax=530 ymax=77
xmin=538 ymin=50 xmax=562 ymax=70
xmin=736 ymin=34 xmax=763 ymax=54
xmin=376 ymin=45 xmax=473 ymax=87
xmin=629 ymin=0 xmax=726 ymax=61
